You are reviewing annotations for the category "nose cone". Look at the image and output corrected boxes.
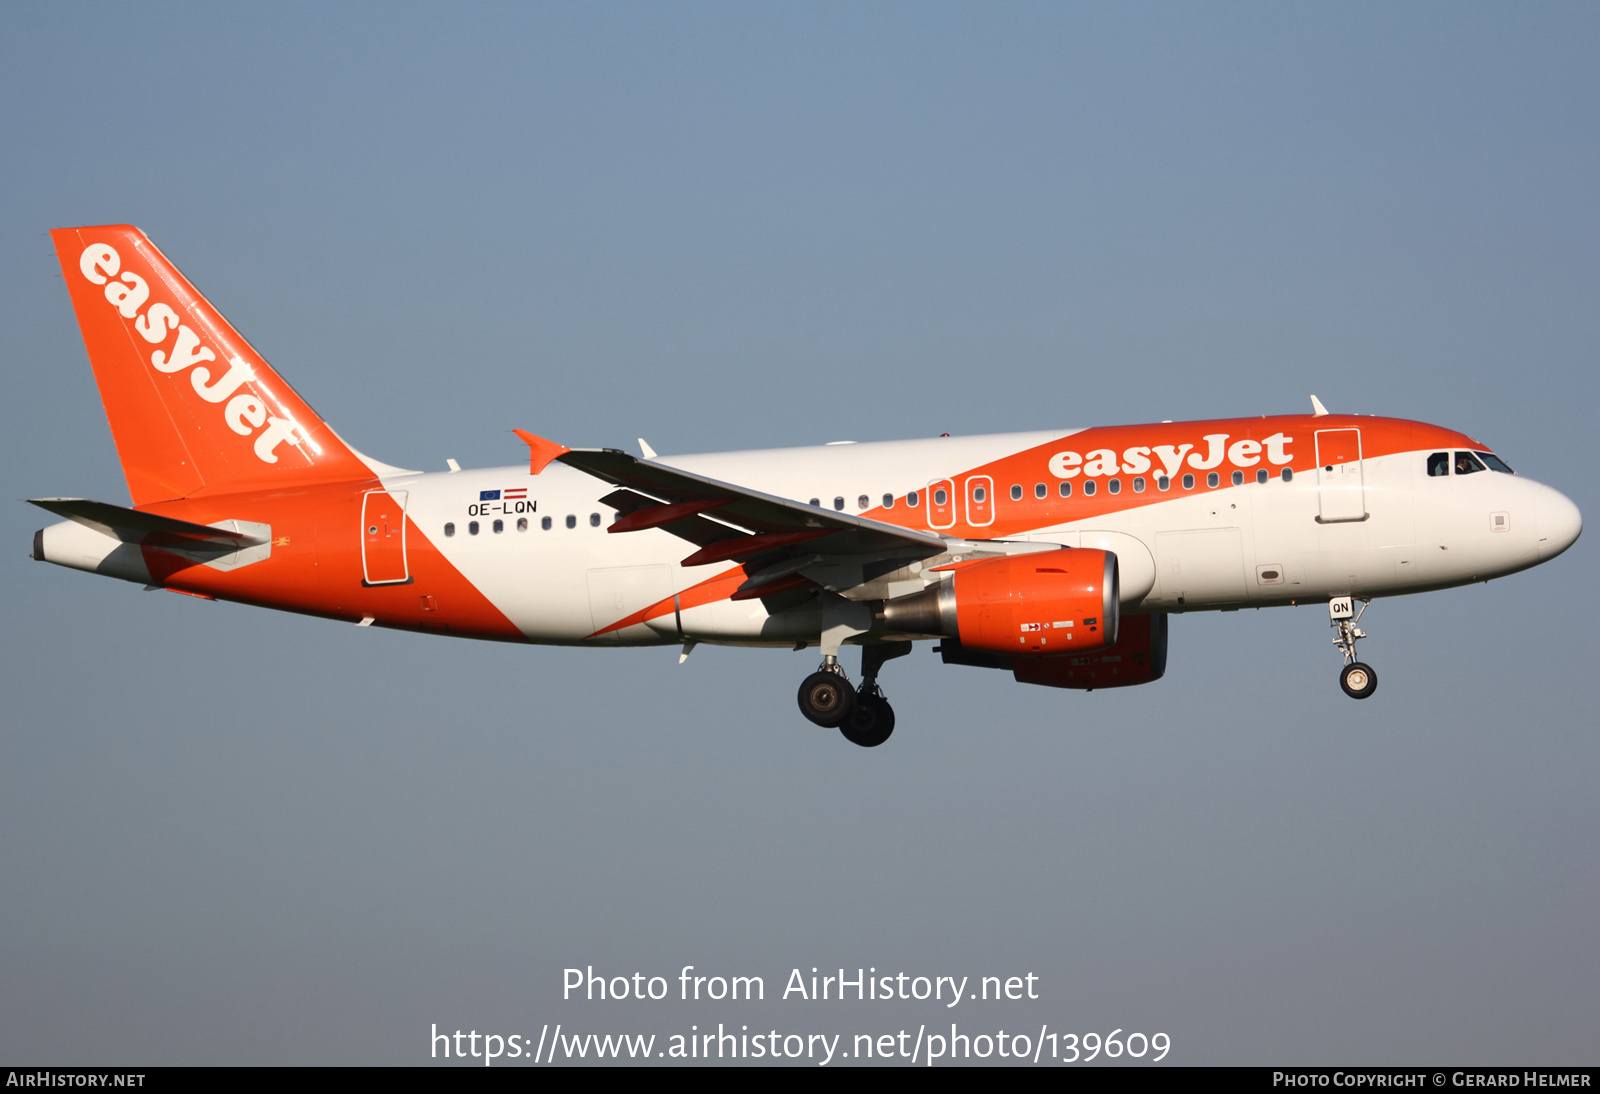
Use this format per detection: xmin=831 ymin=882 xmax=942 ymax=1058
xmin=1536 ymin=486 xmax=1582 ymax=560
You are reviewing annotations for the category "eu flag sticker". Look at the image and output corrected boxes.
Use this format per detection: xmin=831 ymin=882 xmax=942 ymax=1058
xmin=479 ymin=490 xmax=501 ymax=501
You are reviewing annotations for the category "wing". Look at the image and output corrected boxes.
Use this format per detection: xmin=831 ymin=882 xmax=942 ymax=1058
xmin=551 ymin=445 xmax=949 ymax=599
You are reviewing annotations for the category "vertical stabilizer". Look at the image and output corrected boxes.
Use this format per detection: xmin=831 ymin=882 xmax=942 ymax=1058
xmin=51 ymin=225 xmax=371 ymax=505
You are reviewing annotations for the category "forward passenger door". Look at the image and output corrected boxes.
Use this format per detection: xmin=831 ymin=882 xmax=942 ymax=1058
xmin=1315 ymin=429 xmax=1366 ymax=523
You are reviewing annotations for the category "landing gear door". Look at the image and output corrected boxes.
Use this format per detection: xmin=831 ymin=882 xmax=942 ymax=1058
xmin=1315 ymin=429 xmax=1366 ymax=523
xmin=361 ymin=490 xmax=412 ymax=586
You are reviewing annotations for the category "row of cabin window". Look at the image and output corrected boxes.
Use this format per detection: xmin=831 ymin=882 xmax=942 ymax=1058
xmin=442 ymin=513 xmax=602 ymax=537
xmin=441 ymin=464 xmax=1309 ymax=538
xmin=809 ymin=467 xmax=1295 ymax=512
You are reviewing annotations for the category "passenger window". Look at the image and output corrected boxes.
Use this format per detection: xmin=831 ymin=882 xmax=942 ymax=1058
xmin=882 ymin=493 xmax=894 ymax=508
xmin=1156 ymin=476 xmax=1170 ymax=491
xmin=468 ymin=521 xmax=480 ymax=535
xmin=1010 ymin=484 xmax=1023 ymax=501
xmin=1182 ymin=474 xmax=1195 ymax=490
xmin=1232 ymin=470 xmax=1244 ymax=486
xmin=517 ymin=517 xmax=528 ymax=531
xmin=858 ymin=494 xmax=869 ymax=510
xmin=1132 ymin=477 xmax=1145 ymax=493
xmin=444 ymin=522 xmax=455 ymax=537
xmin=1256 ymin=469 xmax=1268 ymax=484
xmin=1207 ymin=472 xmax=1220 ymax=488
xmin=1281 ymin=468 xmax=1293 ymax=482
xmin=1454 ymin=451 xmax=1486 ymax=475
xmin=809 ymin=498 xmax=820 ymax=507
xmin=973 ymin=486 xmax=986 ymax=503
xmin=1108 ymin=478 xmax=1121 ymax=494
xmin=933 ymin=489 xmax=948 ymax=506
xmin=1035 ymin=483 xmax=1047 ymax=499
xmin=1083 ymin=480 xmax=1097 ymax=496
xmin=1058 ymin=481 xmax=1072 ymax=498
xmin=1427 ymin=452 xmax=1450 ymax=477
xmin=907 ymin=491 xmax=919 ymax=507
xmin=565 ymin=514 xmax=576 ymax=529
xmin=834 ymin=496 xmax=845 ymax=511
xmin=1476 ymin=451 xmax=1515 ymax=474
xmin=493 ymin=519 xmax=504 ymax=533
xmin=541 ymin=516 xmax=552 ymax=530
xmin=590 ymin=513 xmax=601 ymax=527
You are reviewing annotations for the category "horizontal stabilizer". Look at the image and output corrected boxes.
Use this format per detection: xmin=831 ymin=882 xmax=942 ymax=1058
xmin=28 ymin=497 xmax=258 ymax=545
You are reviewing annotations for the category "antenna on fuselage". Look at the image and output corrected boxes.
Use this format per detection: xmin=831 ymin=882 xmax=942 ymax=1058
xmin=1310 ymin=395 xmax=1330 ymax=416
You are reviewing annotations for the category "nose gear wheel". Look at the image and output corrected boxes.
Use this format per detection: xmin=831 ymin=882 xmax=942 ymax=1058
xmin=1340 ymin=662 xmax=1377 ymax=699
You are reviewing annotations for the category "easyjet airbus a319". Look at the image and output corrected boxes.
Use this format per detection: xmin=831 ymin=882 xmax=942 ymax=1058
xmin=31 ymin=226 xmax=1583 ymax=745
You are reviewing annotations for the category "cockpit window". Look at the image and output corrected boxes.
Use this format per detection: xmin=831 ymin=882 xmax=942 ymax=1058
xmin=1476 ymin=451 xmax=1515 ymax=474
xmin=1427 ymin=452 xmax=1449 ymax=477
xmin=1453 ymin=451 xmax=1486 ymax=475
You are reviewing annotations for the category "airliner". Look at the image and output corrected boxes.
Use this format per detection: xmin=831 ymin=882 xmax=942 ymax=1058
xmin=30 ymin=225 xmax=1583 ymax=746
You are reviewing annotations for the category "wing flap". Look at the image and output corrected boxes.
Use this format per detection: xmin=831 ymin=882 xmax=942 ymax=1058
xmin=597 ymin=489 xmax=743 ymax=548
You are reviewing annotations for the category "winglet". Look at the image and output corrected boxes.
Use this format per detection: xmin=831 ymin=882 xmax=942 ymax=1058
xmin=1310 ymin=395 xmax=1330 ymax=417
xmin=512 ymin=430 xmax=571 ymax=474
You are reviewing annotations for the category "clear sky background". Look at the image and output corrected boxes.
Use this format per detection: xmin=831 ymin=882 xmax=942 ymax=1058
xmin=2 ymin=2 xmax=1595 ymax=1066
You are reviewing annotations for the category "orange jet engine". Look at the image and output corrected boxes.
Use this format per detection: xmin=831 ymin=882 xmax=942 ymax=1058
xmin=882 ymin=548 xmax=1119 ymax=655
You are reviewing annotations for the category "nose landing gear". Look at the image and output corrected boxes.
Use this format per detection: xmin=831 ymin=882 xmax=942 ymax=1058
xmin=1330 ymin=596 xmax=1377 ymax=699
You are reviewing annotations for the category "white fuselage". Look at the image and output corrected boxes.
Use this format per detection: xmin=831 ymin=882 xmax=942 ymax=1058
xmin=388 ymin=430 xmax=1578 ymax=647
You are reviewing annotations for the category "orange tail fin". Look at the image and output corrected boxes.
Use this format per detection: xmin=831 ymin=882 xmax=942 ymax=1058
xmin=51 ymin=225 xmax=372 ymax=505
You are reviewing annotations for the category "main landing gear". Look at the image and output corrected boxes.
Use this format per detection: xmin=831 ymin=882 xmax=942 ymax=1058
xmin=797 ymin=641 xmax=911 ymax=747
xmin=798 ymin=663 xmax=855 ymax=727
xmin=1330 ymin=596 xmax=1378 ymax=700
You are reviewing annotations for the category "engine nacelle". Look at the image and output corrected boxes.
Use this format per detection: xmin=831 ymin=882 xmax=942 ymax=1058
xmin=935 ymin=612 xmax=1168 ymax=690
xmin=1010 ymin=612 xmax=1168 ymax=690
xmin=882 ymin=548 xmax=1118 ymax=655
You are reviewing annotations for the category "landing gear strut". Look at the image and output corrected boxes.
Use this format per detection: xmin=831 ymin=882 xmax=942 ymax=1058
xmin=1330 ymin=596 xmax=1377 ymax=699
xmin=838 ymin=642 xmax=910 ymax=747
